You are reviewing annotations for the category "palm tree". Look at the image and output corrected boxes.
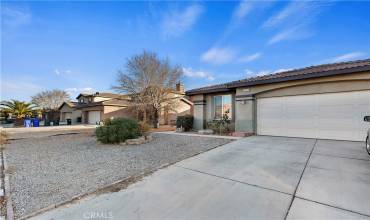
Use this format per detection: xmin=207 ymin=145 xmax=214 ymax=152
xmin=0 ymin=100 xmax=35 ymax=119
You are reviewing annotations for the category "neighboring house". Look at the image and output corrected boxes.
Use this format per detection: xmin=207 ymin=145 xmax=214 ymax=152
xmin=186 ymin=59 xmax=370 ymax=141
xmin=59 ymin=83 xmax=193 ymax=125
xmin=59 ymin=102 xmax=82 ymax=123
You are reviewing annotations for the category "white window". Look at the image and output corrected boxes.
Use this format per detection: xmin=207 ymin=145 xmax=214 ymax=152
xmin=213 ymin=95 xmax=232 ymax=119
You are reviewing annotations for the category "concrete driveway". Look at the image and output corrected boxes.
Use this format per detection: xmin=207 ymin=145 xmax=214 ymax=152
xmin=32 ymin=136 xmax=370 ymax=220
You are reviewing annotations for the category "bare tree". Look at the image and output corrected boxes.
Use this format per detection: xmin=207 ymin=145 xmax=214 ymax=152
xmin=113 ymin=51 xmax=183 ymax=128
xmin=31 ymin=89 xmax=70 ymax=110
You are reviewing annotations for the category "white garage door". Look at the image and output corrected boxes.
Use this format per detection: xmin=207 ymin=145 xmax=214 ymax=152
xmin=88 ymin=111 xmax=101 ymax=125
xmin=257 ymin=90 xmax=370 ymax=141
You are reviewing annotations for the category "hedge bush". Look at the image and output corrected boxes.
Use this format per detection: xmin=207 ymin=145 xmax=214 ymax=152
xmin=96 ymin=118 xmax=140 ymax=144
xmin=176 ymin=114 xmax=193 ymax=131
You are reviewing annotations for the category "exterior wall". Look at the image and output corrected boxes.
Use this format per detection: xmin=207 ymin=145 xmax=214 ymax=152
xmin=70 ymin=110 xmax=82 ymax=123
xmin=191 ymin=94 xmax=207 ymax=130
xmin=157 ymin=93 xmax=192 ymax=125
xmin=235 ymin=90 xmax=255 ymax=133
xmin=161 ymin=100 xmax=192 ymax=125
xmin=59 ymin=105 xmax=82 ymax=123
xmin=255 ymin=80 xmax=370 ymax=98
xmin=93 ymin=97 xmax=111 ymax=102
xmin=103 ymin=106 xmax=133 ymax=121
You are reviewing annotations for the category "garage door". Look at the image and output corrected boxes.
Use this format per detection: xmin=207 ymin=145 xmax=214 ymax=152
xmin=257 ymin=90 xmax=370 ymax=141
xmin=88 ymin=111 xmax=101 ymax=124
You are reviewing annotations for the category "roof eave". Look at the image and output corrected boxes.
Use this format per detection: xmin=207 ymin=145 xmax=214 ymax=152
xmin=186 ymin=65 xmax=370 ymax=95
xmin=186 ymin=88 xmax=233 ymax=96
xmin=231 ymin=65 xmax=370 ymax=88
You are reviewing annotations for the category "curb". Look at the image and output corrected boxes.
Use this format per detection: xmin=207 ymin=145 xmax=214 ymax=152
xmin=2 ymin=152 xmax=14 ymax=220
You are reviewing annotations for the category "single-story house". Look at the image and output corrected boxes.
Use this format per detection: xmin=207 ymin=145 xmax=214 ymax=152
xmin=59 ymin=83 xmax=193 ymax=125
xmin=186 ymin=59 xmax=370 ymax=141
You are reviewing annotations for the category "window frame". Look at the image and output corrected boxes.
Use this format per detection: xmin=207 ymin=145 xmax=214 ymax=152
xmin=213 ymin=94 xmax=232 ymax=120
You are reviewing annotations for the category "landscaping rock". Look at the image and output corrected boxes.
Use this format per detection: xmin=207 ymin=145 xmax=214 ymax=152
xmin=4 ymin=133 xmax=232 ymax=218
xmin=125 ymin=136 xmax=146 ymax=145
xmin=144 ymin=135 xmax=153 ymax=141
xmin=198 ymin=129 xmax=214 ymax=135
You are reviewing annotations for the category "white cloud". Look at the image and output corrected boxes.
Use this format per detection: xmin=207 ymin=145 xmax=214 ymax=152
xmin=267 ymin=27 xmax=313 ymax=45
xmin=264 ymin=2 xmax=330 ymax=45
xmin=233 ymin=0 xmax=253 ymax=20
xmin=201 ymin=47 xmax=235 ymax=65
xmin=1 ymin=79 xmax=43 ymax=101
xmin=65 ymin=87 xmax=94 ymax=98
xmin=324 ymin=52 xmax=366 ymax=63
xmin=54 ymin=69 xmax=61 ymax=76
xmin=244 ymin=69 xmax=255 ymax=76
xmin=244 ymin=68 xmax=293 ymax=77
xmin=183 ymin=67 xmax=215 ymax=81
xmin=65 ymin=87 xmax=94 ymax=94
xmin=238 ymin=52 xmax=262 ymax=63
xmin=54 ymin=69 xmax=72 ymax=76
xmin=161 ymin=4 xmax=203 ymax=38
xmin=263 ymin=2 xmax=312 ymax=29
xmin=256 ymin=70 xmax=272 ymax=77
xmin=2 ymin=6 xmax=31 ymax=28
xmin=214 ymin=1 xmax=272 ymax=46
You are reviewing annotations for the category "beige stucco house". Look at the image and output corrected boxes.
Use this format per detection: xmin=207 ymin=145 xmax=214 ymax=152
xmin=59 ymin=84 xmax=193 ymax=125
xmin=186 ymin=59 xmax=370 ymax=141
xmin=59 ymin=102 xmax=82 ymax=123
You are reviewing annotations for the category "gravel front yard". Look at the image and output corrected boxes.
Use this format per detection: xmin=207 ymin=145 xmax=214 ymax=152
xmin=4 ymin=131 xmax=232 ymax=218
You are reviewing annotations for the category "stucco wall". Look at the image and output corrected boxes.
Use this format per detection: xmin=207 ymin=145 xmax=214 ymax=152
xmin=93 ymin=97 xmax=112 ymax=102
xmin=59 ymin=105 xmax=82 ymax=123
xmin=255 ymin=80 xmax=370 ymax=98
xmin=163 ymin=101 xmax=192 ymax=124
xmin=191 ymin=94 xmax=206 ymax=130
xmin=234 ymin=97 xmax=255 ymax=133
xmin=103 ymin=106 xmax=133 ymax=121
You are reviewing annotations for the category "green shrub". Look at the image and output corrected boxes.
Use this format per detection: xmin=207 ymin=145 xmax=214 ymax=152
xmin=207 ymin=113 xmax=231 ymax=135
xmin=176 ymin=115 xmax=193 ymax=131
xmin=96 ymin=118 xmax=140 ymax=144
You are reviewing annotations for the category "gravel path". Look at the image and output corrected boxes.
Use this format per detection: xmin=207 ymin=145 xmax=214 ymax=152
xmin=4 ymin=132 xmax=232 ymax=218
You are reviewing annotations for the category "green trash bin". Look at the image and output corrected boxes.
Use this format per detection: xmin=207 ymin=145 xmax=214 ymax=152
xmin=66 ymin=119 xmax=72 ymax=125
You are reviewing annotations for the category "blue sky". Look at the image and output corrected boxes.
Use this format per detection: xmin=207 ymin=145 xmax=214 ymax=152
xmin=1 ymin=1 xmax=370 ymax=101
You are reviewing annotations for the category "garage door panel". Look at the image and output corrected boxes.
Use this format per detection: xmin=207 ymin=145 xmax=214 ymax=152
xmin=257 ymin=91 xmax=370 ymax=141
xmin=88 ymin=111 xmax=101 ymax=124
